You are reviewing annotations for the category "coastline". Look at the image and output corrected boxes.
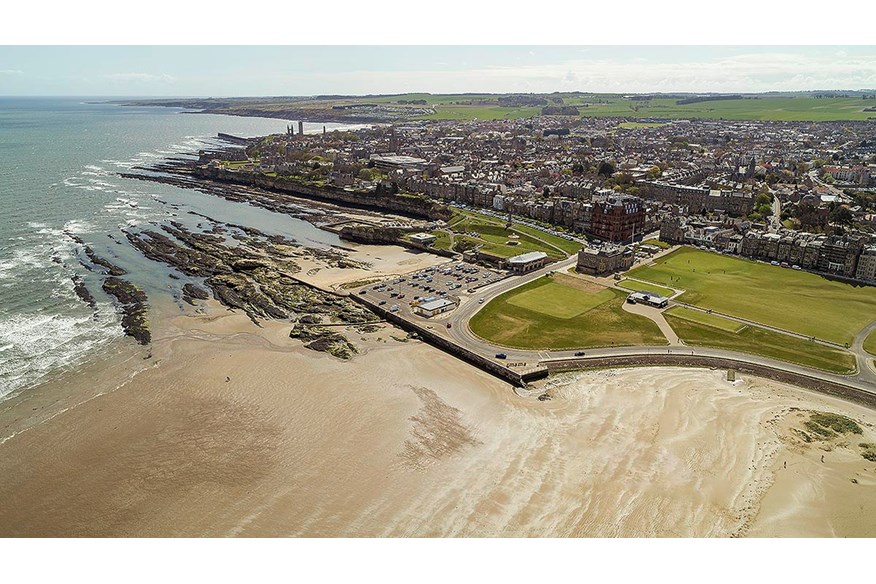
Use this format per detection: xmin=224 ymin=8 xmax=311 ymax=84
xmin=1 ymin=295 xmax=874 ymax=537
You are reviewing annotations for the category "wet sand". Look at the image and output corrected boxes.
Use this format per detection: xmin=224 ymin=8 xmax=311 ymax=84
xmin=0 ymin=302 xmax=874 ymax=537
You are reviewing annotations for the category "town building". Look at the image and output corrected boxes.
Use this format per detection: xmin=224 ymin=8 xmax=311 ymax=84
xmin=627 ymin=291 xmax=670 ymax=308
xmin=855 ymin=246 xmax=876 ymax=282
xmin=506 ymin=251 xmax=549 ymax=274
xmin=414 ymin=298 xmax=457 ymax=317
xmin=576 ymin=245 xmax=634 ymax=276
xmin=589 ymin=194 xmax=645 ymax=243
xmin=409 ymin=232 xmax=437 ymax=245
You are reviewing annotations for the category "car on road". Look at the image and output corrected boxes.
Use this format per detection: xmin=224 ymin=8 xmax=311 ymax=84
xmin=574 ymin=351 xmax=586 ymax=357
xmin=478 ymin=298 xmax=485 ymax=304
xmin=359 ymin=290 xmax=367 ymax=294
xmin=495 ymin=353 xmax=507 ymax=359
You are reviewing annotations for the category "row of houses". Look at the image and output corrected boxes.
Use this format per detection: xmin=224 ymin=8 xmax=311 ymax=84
xmin=640 ymin=181 xmax=756 ymax=216
xmin=660 ymin=217 xmax=876 ymax=282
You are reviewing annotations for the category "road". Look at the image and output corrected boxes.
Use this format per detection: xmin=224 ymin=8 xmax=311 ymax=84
xmin=442 ymin=258 xmax=876 ymax=396
xmin=352 ymin=248 xmax=876 ymax=396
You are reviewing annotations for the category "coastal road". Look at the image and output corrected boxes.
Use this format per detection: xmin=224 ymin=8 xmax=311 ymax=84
xmin=438 ymin=258 xmax=876 ymax=396
xmin=354 ymin=249 xmax=876 ymax=396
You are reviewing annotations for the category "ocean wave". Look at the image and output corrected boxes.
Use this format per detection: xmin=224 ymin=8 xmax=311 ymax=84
xmin=0 ymin=309 xmax=119 ymax=399
xmin=63 ymin=219 xmax=93 ymax=234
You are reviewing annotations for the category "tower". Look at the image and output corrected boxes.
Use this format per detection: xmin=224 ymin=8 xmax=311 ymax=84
xmin=298 ymin=121 xmax=304 ymax=136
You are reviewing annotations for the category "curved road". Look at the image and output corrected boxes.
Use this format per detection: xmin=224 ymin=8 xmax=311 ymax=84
xmin=435 ymin=256 xmax=876 ymax=396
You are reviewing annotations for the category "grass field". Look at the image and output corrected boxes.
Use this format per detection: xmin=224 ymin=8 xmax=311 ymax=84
xmin=617 ymin=121 xmax=667 ymax=129
xmin=629 ymin=247 xmax=876 ymax=345
xmin=616 ymin=279 xmax=676 ymax=299
xmin=573 ymin=96 xmax=876 ymax=122
xmin=864 ymin=329 xmax=876 ymax=356
xmin=664 ymin=314 xmax=857 ymax=375
xmin=449 ymin=210 xmax=578 ymax=259
xmin=508 ymin=282 xmax=615 ymax=318
xmin=642 ymin=238 xmax=672 ymax=250
xmin=664 ymin=306 xmax=744 ymax=333
xmin=470 ymin=274 xmax=667 ymax=350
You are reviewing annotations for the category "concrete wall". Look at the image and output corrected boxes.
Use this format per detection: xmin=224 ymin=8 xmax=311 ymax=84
xmin=349 ymin=294 xmax=540 ymax=387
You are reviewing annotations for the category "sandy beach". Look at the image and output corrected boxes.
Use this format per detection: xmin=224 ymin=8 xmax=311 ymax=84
xmin=293 ymin=243 xmax=451 ymax=291
xmin=0 ymin=298 xmax=874 ymax=537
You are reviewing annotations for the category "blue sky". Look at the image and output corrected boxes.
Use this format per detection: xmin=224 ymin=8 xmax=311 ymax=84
xmin=1 ymin=46 xmax=875 ymax=97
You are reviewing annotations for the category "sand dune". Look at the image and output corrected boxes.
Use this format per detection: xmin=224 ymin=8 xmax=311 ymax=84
xmin=0 ymin=304 xmax=873 ymax=537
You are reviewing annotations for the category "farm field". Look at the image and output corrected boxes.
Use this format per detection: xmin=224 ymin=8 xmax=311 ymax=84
xmin=629 ymin=247 xmax=876 ymax=345
xmin=470 ymin=274 xmax=666 ymax=350
xmin=664 ymin=314 xmax=857 ymax=375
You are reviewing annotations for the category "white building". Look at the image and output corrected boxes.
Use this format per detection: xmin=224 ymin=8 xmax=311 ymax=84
xmin=414 ymin=298 xmax=457 ymax=317
xmin=506 ymin=251 xmax=549 ymax=274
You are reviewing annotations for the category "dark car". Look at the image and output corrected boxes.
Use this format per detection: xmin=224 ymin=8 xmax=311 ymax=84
xmin=574 ymin=351 xmax=586 ymax=357
xmin=495 ymin=353 xmax=507 ymax=359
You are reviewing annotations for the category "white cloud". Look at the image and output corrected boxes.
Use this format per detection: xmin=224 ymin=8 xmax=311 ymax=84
xmin=104 ymin=72 xmax=175 ymax=83
xmin=296 ymin=51 xmax=876 ymax=94
xmin=0 ymin=69 xmax=23 ymax=75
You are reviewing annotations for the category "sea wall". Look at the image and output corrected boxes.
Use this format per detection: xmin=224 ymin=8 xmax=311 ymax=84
xmin=194 ymin=166 xmax=452 ymax=221
xmin=544 ymin=355 xmax=876 ymax=409
xmin=349 ymin=294 xmax=541 ymax=387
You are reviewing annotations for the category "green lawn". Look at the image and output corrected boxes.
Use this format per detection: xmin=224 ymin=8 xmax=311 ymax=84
xmin=616 ymin=279 xmax=676 ymax=299
xmin=577 ymin=96 xmax=876 ymax=122
xmin=617 ymin=121 xmax=667 ymax=129
xmin=664 ymin=306 xmax=744 ymax=333
xmin=664 ymin=314 xmax=857 ymax=375
xmin=629 ymin=247 xmax=876 ymax=345
xmin=450 ymin=210 xmax=572 ymax=259
xmin=864 ymin=329 xmax=876 ymax=356
xmin=508 ymin=282 xmax=615 ymax=319
xmin=470 ymin=275 xmax=667 ymax=350
xmin=642 ymin=238 xmax=672 ymax=250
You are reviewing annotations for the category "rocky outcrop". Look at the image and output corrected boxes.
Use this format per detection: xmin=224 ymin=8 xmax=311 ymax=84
xmin=126 ymin=220 xmax=375 ymax=356
xmin=102 ymin=277 xmax=150 ymax=345
xmin=181 ymin=283 xmax=209 ymax=305
xmin=84 ymin=246 xmax=127 ymax=276
xmin=71 ymin=275 xmax=97 ymax=309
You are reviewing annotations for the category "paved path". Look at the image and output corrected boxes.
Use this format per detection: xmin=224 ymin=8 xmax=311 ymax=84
xmin=621 ymin=301 xmax=681 ymax=345
xmin=441 ymin=257 xmax=876 ymax=397
xmin=851 ymin=320 xmax=876 ymax=385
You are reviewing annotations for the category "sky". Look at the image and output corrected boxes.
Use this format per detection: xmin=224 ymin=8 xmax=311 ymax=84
xmin=2 ymin=46 xmax=876 ymax=97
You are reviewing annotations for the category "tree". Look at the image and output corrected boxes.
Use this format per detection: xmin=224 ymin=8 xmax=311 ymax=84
xmin=830 ymin=205 xmax=854 ymax=226
xmin=597 ymin=161 xmax=615 ymax=177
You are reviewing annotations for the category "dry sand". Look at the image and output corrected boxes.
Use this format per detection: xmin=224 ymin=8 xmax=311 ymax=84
xmin=294 ymin=243 xmax=450 ymax=290
xmin=0 ymin=301 xmax=874 ymax=537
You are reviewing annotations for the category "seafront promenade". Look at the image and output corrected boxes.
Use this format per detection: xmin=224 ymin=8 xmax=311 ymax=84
xmin=349 ymin=252 xmax=876 ymax=407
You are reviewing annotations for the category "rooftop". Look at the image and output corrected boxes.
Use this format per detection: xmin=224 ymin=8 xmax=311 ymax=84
xmin=507 ymin=251 xmax=548 ymax=264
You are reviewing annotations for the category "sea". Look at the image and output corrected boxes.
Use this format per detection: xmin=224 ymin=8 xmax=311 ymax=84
xmin=0 ymin=96 xmax=355 ymax=400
